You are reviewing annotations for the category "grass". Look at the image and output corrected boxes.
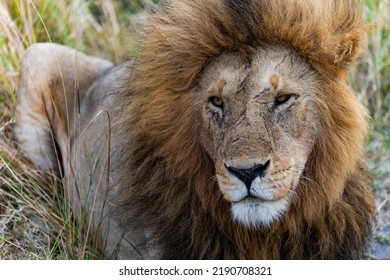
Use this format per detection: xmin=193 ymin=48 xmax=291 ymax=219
xmin=351 ymin=2 xmax=390 ymax=258
xmin=0 ymin=0 xmax=157 ymax=260
xmin=0 ymin=0 xmax=389 ymax=259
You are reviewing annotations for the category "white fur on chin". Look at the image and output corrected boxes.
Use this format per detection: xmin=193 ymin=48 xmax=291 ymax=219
xmin=231 ymin=197 xmax=289 ymax=229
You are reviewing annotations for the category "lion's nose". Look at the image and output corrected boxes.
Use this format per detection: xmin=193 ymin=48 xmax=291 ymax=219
xmin=225 ymin=160 xmax=270 ymax=190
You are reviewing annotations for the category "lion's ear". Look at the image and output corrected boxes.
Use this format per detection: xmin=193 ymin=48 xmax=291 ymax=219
xmin=226 ymin=0 xmax=369 ymax=78
xmin=312 ymin=0 xmax=369 ymax=77
xmin=334 ymin=31 xmax=367 ymax=65
xmin=331 ymin=18 xmax=369 ymax=69
xmin=290 ymin=0 xmax=370 ymax=77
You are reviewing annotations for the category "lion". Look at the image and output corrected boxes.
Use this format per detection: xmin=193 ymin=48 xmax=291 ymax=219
xmin=15 ymin=0 xmax=376 ymax=259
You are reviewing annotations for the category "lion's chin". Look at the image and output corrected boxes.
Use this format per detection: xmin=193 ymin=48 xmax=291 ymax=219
xmin=231 ymin=197 xmax=289 ymax=229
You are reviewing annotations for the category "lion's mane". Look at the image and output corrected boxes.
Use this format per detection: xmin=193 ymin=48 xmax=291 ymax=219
xmin=115 ymin=0 xmax=376 ymax=259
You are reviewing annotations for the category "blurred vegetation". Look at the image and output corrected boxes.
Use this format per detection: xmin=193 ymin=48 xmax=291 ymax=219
xmin=351 ymin=0 xmax=390 ymax=193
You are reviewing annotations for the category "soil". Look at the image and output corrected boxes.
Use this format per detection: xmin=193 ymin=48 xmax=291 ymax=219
xmin=368 ymin=195 xmax=390 ymax=260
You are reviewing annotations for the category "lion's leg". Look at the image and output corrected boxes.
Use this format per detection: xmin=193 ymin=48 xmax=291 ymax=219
xmin=15 ymin=43 xmax=113 ymax=176
xmin=15 ymin=43 xmax=147 ymax=259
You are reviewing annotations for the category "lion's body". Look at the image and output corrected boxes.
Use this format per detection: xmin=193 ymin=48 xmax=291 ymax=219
xmin=15 ymin=0 xmax=376 ymax=259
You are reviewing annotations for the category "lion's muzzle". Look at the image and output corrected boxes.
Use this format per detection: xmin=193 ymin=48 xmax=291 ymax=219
xmin=216 ymin=158 xmax=299 ymax=228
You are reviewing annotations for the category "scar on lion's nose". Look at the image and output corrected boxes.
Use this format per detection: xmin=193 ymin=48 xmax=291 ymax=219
xmin=225 ymin=160 xmax=271 ymax=190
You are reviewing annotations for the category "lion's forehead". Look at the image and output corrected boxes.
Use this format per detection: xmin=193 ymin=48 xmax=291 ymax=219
xmin=202 ymin=47 xmax=315 ymax=105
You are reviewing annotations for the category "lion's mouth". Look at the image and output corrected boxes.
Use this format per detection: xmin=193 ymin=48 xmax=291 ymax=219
xmin=232 ymin=195 xmax=266 ymax=204
xmin=232 ymin=195 xmax=284 ymax=206
xmin=230 ymin=196 xmax=290 ymax=228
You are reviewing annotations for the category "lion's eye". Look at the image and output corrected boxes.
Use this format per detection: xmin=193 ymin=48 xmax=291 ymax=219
xmin=274 ymin=94 xmax=292 ymax=106
xmin=209 ymin=96 xmax=224 ymax=108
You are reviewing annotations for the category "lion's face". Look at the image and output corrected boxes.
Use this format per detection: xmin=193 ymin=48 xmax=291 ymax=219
xmin=197 ymin=47 xmax=321 ymax=228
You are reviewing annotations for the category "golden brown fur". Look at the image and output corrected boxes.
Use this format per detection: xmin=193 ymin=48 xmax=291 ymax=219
xmin=15 ymin=0 xmax=376 ymax=259
xmin=114 ymin=0 xmax=376 ymax=259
